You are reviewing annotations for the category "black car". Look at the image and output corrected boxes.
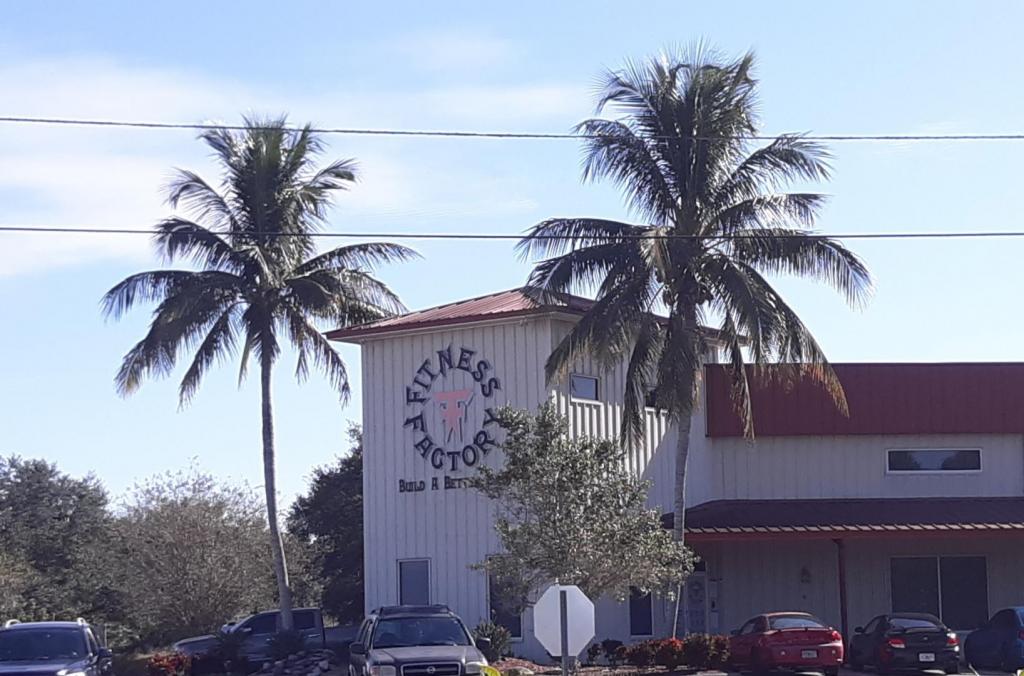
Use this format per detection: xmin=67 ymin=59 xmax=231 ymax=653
xmin=0 ymin=620 xmax=112 ymax=676
xmin=348 ymin=606 xmax=490 ymax=676
xmin=848 ymin=613 xmax=959 ymax=674
xmin=174 ymin=607 xmax=350 ymax=669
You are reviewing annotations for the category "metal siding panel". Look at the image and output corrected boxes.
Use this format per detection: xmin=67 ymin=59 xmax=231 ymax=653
xmin=707 ymin=433 xmax=1022 ymax=500
xmin=707 ymin=363 xmax=1024 ymax=437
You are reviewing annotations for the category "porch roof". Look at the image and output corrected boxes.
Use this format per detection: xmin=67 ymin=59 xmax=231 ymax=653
xmin=665 ymin=497 xmax=1024 ymax=540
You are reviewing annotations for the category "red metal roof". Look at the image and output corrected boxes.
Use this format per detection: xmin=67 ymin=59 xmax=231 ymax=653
xmin=326 ymin=288 xmax=594 ymax=341
xmin=665 ymin=497 xmax=1024 ymax=539
xmin=705 ymin=362 xmax=1024 ymax=437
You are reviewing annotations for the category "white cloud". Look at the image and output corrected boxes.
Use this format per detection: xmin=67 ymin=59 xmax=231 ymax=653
xmin=0 ymin=55 xmax=585 ymax=276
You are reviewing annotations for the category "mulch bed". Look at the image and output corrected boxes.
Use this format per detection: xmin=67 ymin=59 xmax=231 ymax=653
xmin=492 ymin=661 xmax=720 ymax=676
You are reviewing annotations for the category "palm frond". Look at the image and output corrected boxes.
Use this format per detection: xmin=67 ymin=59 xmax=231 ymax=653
xmin=711 ymin=135 xmax=831 ymax=206
xmin=574 ymin=118 xmax=678 ymax=222
xmin=727 ymin=228 xmax=873 ymax=306
xmin=718 ymin=310 xmax=754 ymax=437
xmin=709 ymin=193 xmax=827 ymax=235
xmin=165 ymin=169 xmax=238 ymax=232
xmin=178 ymin=305 xmax=241 ymax=406
xmin=620 ymin=314 xmax=665 ymax=443
xmin=283 ymin=304 xmax=351 ymax=402
xmin=152 ymin=218 xmax=243 ymax=271
xmin=293 ymin=242 xmax=419 ymax=276
xmin=653 ymin=311 xmax=704 ymax=421
xmin=516 ymin=218 xmax=644 ymax=261
xmin=101 ymin=269 xmax=225 ymax=320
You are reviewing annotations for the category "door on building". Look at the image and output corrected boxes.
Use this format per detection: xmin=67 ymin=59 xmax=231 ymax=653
xmin=890 ymin=556 xmax=988 ymax=630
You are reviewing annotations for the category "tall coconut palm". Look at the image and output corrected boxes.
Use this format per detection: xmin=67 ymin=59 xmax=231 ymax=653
xmin=103 ymin=117 xmax=417 ymax=629
xmin=518 ymin=48 xmax=872 ymax=550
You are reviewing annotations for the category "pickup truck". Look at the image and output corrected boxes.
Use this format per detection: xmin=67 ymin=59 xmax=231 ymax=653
xmin=173 ymin=608 xmax=357 ymax=669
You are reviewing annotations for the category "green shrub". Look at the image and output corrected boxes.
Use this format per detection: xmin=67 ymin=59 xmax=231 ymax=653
xmin=708 ymin=634 xmax=730 ymax=669
xmin=681 ymin=634 xmax=731 ymax=670
xmin=214 ymin=630 xmax=249 ymax=672
xmin=473 ymin=622 xmax=511 ymax=662
xmin=585 ymin=643 xmax=602 ymax=665
xmin=268 ymin=630 xmax=305 ymax=660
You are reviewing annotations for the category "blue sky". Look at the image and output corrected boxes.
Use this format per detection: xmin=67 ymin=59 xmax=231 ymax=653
xmin=3 ymin=0 xmax=1024 ymax=504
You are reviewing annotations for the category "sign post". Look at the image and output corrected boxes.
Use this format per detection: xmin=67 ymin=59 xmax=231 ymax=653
xmin=533 ymin=584 xmax=595 ymax=676
xmin=559 ymin=590 xmax=569 ymax=676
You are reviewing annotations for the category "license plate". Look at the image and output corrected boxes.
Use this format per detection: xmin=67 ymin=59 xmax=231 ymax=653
xmin=801 ymin=650 xmax=818 ymax=659
xmin=919 ymin=653 xmax=935 ymax=662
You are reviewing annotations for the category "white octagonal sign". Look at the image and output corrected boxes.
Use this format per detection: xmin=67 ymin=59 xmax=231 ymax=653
xmin=533 ymin=584 xmax=595 ymax=657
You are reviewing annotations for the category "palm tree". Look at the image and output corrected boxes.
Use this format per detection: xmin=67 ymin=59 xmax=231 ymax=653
xmin=518 ymin=47 xmax=872 ymax=550
xmin=103 ymin=116 xmax=416 ymax=629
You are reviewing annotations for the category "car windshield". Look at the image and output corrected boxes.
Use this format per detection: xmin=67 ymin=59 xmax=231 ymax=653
xmin=769 ymin=615 xmax=826 ymax=630
xmin=0 ymin=629 xmax=88 ymax=662
xmin=372 ymin=617 xmax=471 ymax=648
xmin=890 ymin=617 xmax=941 ymax=630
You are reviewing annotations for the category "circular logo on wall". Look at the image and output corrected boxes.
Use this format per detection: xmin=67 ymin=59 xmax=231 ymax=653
xmin=403 ymin=345 xmax=501 ymax=473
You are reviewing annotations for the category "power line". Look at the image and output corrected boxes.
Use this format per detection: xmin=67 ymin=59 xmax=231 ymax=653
xmin=1 ymin=114 xmax=1023 ymax=142
xmin=5 ymin=225 xmax=1024 ymax=241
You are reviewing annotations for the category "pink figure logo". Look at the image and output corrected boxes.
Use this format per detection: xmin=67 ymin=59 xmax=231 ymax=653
xmin=434 ymin=389 xmax=474 ymax=443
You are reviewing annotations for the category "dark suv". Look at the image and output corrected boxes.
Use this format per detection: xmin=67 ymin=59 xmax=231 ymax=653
xmin=349 ymin=606 xmax=490 ymax=676
xmin=0 ymin=620 xmax=112 ymax=676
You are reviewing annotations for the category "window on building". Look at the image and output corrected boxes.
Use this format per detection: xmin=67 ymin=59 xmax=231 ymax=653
xmin=570 ymin=375 xmax=599 ymax=401
xmin=399 ymin=559 xmax=430 ymax=605
xmin=890 ymin=556 xmax=988 ymax=629
xmin=886 ymin=449 xmax=981 ymax=473
xmin=629 ymin=587 xmax=653 ymax=636
xmin=488 ymin=570 xmax=523 ymax=639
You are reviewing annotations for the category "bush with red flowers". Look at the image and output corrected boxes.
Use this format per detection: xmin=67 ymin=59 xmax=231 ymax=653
xmin=147 ymin=653 xmax=191 ymax=676
xmin=653 ymin=638 xmax=686 ymax=670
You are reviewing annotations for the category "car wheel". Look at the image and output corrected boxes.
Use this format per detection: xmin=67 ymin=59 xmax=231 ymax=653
xmin=750 ymin=650 xmax=769 ymax=676
xmin=824 ymin=667 xmax=840 ymax=676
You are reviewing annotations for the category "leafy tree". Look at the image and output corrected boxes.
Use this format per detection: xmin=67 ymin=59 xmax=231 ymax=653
xmin=102 ymin=116 xmax=416 ymax=629
xmin=0 ymin=455 xmax=120 ymax=621
xmin=114 ymin=467 xmax=279 ymax=645
xmin=518 ymin=47 xmax=872 ymax=545
xmin=474 ymin=404 xmax=692 ymax=603
xmin=287 ymin=424 xmax=363 ymax=624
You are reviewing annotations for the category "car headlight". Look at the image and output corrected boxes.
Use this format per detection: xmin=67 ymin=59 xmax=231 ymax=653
xmin=369 ymin=666 xmax=397 ymax=676
xmin=466 ymin=661 xmax=488 ymax=674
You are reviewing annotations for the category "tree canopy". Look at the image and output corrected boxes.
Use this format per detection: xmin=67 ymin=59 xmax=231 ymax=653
xmin=288 ymin=424 xmax=364 ymax=624
xmin=474 ymin=404 xmax=692 ymax=604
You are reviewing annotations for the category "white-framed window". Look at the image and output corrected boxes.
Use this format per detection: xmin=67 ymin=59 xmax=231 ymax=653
xmin=885 ymin=448 xmax=982 ymax=474
xmin=398 ymin=558 xmax=430 ymax=605
xmin=570 ymin=374 xmax=599 ymax=401
xmin=628 ymin=587 xmax=653 ymax=636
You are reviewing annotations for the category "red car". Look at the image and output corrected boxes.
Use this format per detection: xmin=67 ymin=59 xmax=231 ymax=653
xmin=729 ymin=612 xmax=844 ymax=676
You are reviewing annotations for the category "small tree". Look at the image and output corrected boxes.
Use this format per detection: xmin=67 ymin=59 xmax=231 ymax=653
xmin=115 ymin=467 xmax=280 ymax=645
xmin=287 ymin=424 xmax=364 ymax=623
xmin=474 ymin=403 xmax=692 ymax=604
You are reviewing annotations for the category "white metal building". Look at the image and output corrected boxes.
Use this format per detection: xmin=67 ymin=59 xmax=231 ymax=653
xmin=328 ymin=288 xmax=1024 ymax=659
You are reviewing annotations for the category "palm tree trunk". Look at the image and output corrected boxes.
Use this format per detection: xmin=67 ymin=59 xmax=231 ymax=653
xmin=261 ymin=347 xmax=294 ymax=631
xmin=671 ymin=304 xmax=700 ymax=637
xmin=672 ymin=411 xmax=693 ymax=544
